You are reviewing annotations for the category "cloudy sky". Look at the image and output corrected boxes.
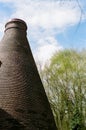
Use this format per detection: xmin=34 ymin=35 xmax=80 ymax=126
xmin=0 ymin=0 xmax=86 ymax=66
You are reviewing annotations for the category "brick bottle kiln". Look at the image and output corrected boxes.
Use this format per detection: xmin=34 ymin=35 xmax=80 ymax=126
xmin=0 ymin=19 xmax=57 ymax=130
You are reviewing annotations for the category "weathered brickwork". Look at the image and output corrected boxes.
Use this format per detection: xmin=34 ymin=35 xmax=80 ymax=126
xmin=0 ymin=19 xmax=57 ymax=130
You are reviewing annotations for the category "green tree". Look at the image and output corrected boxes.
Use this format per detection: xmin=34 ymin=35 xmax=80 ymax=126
xmin=40 ymin=50 xmax=86 ymax=130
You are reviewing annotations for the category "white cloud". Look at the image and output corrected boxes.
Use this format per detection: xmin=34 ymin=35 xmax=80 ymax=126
xmin=0 ymin=0 xmax=83 ymax=30
xmin=9 ymin=0 xmax=81 ymax=29
xmin=0 ymin=0 xmax=82 ymax=66
xmin=34 ymin=37 xmax=63 ymax=67
xmin=0 ymin=0 xmax=11 ymax=2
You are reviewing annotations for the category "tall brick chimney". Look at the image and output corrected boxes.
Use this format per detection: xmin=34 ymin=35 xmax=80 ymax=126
xmin=0 ymin=19 xmax=57 ymax=130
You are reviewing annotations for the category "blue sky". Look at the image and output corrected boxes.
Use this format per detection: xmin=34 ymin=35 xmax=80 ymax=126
xmin=0 ymin=0 xmax=86 ymax=66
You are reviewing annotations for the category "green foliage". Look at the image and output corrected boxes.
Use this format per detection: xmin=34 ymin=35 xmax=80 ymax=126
xmin=40 ymin=49 xmax=86 ymax=130
xmin=70 ymin=109 xmax=84 ymax=130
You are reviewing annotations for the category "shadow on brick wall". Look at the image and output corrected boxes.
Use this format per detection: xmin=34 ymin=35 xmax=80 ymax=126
xmin=0 ymin=108 xmax=25 ymax=130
